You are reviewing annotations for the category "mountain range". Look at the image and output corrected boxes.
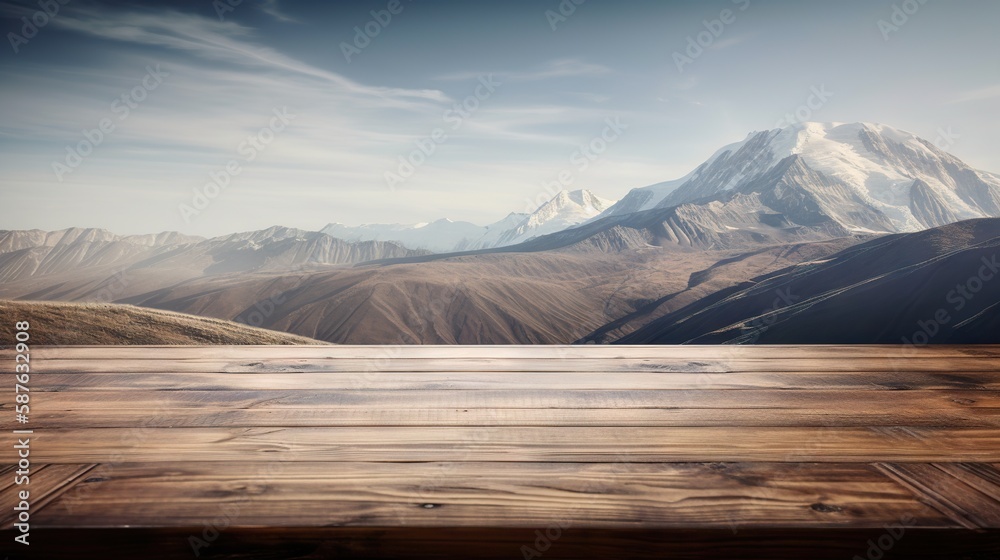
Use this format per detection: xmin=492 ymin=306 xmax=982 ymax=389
xmin=615 ymin=218 xmax=1000 ymax=345
xmin=537 ymin=122 xmax=1000 ymax=253
xmin=603 ymin=122 xmax=1000 ymax=230
xmin=0 ymin=226 xmax=426 ymax=283
xmin=321 ymin=189 xmax=615 ymax=253
xmin=367 ymin=122 xmax=1000 ymax=262
xmin=3 ymin=122 xmax=999 ymax=344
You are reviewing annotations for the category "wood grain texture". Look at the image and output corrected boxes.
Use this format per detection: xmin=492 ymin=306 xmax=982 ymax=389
xmin=8 ymin=370 xmax=1000 ymax=391
xmin=23 ymin=426 xmax=1000 ymax=463
xmin=18 ymin=344 xmax=1000 ymax=360
xmin=33 ymin=462 xmax=952 ymax=528
xmin=13 ymin=406 xmax=999 ymax=429
xmin=14 ymin=388 xmax=999 ymax=410
xmin=0 ymin=345 xmax=997 ymax=559
xmin=876 ymin=463 xmax=1000 ymax=529
xmin=0 ymin=463 xmax=97 ymax=529
xmin=933 ymin=463 xmax=1000 ymax=503
xmin=27 ymin=357 xmax=1000 ymax=373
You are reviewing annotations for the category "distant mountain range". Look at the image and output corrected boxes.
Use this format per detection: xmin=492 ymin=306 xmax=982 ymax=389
xmin=0 ymin=225 xmax=427 ymax=292
xmin=3 ymin=122 xmax=999 ymax=344
xmin=365 ymin=122 xmax=1000 ymax=261
xmin=322 ymin=189 xmax=615 ymax=253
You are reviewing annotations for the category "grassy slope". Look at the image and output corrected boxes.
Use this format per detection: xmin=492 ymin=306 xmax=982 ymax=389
xmin=0 ymin=300 xmax=327 ymax=346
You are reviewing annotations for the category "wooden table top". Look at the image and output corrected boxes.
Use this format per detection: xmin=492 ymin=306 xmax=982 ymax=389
xmin=2 ymin=345 xmax=999 ymax=559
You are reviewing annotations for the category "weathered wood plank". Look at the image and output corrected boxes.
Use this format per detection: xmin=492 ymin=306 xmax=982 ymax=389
xmin=876 ymin=463 xmax=1000 ymax=529
xmin=10 ymin=371 xmax=1000 ymax=391
xmin=26 ymin=427 xmax=1000 ymax=464
xmin=0 ymin=465 xmax=16 ymax=494
xmin=1 ymin=344 xmax=997 ymax=557
xmin=30 ymin=357 xmax=1000 ymax=373
xmin=0 ymin=463 xmax=97 ymax=530
xmin=35 ymin=462 xmax=954 ymax=529
xmin=20 ymin=345 xmax=1000 ymax=360
xmin=931 ymin=463 xmax=1000 ymax=504
xmin=13 ymin=388 xmax=997 ymax=411
xmin=13 ymin=406 xmax=998 ymax=429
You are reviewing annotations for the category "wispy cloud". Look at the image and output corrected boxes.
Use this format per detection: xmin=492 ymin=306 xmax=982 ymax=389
xmin=51 ymin=5 xmax=447 ymax=104
xmin=436 ymin=58 xmax=611 ymax=83
xmin=708 ymin=35 xmax=751 ymax=51
xmin=657 ymin=96 xmax=705 ymax=107
xmin=949 ymin=84 xmax=1000 ymax=105
xmin=0 ymin=1 xmax=40 ymax=17
xmin=673 ymin=76 xmax=701 ymax=91
xmin=258 ymin=0 xmax=298 ymax=23
xmin=8 ymin=0 xmax=994 ymax=236
xmin=455 ymin=105 xmax=604 ymax=144
xmin=513 ymin=59 xmax=612 ymax=81
xmin=1 ymin=3 xmax=644 ymax=236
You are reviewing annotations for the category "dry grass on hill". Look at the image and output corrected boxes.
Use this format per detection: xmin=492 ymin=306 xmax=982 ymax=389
xmin=0 ymin=300 xmax=327 ymax=346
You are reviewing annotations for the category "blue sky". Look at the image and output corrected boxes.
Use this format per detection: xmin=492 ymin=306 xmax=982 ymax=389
xmin=1 ymin=0 xmax=999 ymax=236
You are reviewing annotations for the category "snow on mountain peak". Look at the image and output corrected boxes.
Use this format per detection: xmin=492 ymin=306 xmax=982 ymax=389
xmin=319 ymin=189 xmax=617 ymax=253
xmin=495 ymin=189 xmax=616 ymax=246
xmin=532 ymin=189 xmax=613 ymax=214
xmin=602 ymin=122 xmax=1000 ymax=233
xmin=761 ymin=122 xmax=980 ymax=230
xmin=319 ymin=122 xmax=998 ymax=254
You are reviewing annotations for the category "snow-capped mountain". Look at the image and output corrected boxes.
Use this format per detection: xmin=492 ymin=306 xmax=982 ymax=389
xmin=602 ymin=122 xmax=1000 ymax=233
xmin=322 ymin=189 xmax=616 ymax=253
xmin=0 ymin=228 xmax=203 ymax=284
xmin=464 ymin=212 xmax=531 ymax=251
xmin=0 ymin=226 xmax=425 ymax=285
xmin=492 ymin=190 xmax=615 ymax=247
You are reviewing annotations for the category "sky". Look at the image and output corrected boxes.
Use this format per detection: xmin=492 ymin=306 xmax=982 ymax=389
xmin=1 ymin=0 xmax=999 ymax=237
